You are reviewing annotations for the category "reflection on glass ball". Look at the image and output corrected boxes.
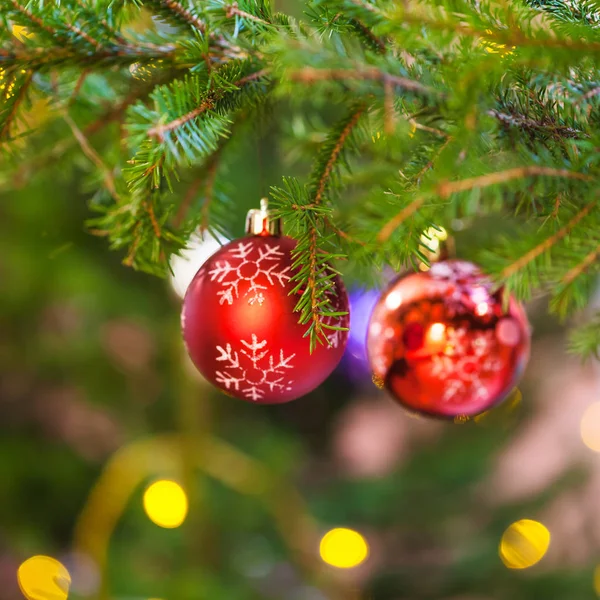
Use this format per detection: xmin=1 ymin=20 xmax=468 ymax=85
xmin=367 ymin=260 xmax=531 ymax=418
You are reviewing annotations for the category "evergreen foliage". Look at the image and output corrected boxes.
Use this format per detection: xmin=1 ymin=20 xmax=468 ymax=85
xmin=0 ymin=0 xmax=598 ymax=354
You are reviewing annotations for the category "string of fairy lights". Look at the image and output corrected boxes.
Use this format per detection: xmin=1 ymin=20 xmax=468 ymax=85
xmin=14 ymin=479 xmax=556 ymax=600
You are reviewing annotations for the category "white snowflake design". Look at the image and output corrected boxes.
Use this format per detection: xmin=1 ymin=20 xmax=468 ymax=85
xmin=208 ymin=241 xmax=291 ymax=306
xmin=215 ymin=334 xmax=295 ymax=401
xmin=428 ymin=261 xmax=494 ymax=318
xmin=429 ymin=261 xmax=480 ymax=281
xmin=430 ymin=326 xmax=503 ymax=404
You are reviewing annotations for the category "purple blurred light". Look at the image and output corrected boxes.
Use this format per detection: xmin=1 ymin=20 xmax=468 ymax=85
xmin=341 ymin=289 xmax=381 ymax=381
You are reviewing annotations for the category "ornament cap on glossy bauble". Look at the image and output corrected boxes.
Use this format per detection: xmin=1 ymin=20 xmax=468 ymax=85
xmin=181 ymin=199 xmax=349 ymax=404
xmin=366 ymin=260 xmax=530 ymax=418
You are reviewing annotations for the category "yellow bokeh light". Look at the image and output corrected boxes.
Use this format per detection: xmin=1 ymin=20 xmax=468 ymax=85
xmin=581 ymin=403 xmax=600 ymax=452
xmin=593 ymin=564 xmax=600 ymax=596
xmin=418 ymin=226 xmax=449 ymax=268
xmin=481 ymin=30 xmax=514 ymax=56
xmin=320 ymin=528 xmax=369 ymax=569
xmin=143 ymin=479 xmax=188 ymax=528
xmin=499 ymin=519 xmax=550 ymax=569
xmin=18 ymin=555 xmax=71 ymax=600
xmin=12 ymin=25 xmax=33 ymax=41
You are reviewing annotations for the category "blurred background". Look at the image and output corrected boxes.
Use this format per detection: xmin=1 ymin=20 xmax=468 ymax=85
xmin=2 ymin=3 xmax=600 ymax=600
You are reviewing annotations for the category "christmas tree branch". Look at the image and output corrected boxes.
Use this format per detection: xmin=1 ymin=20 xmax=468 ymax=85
xmin=0 ymin=70 xmax=32 ymax=142
xmin=224 ymin=3 xmax=270 ymax=25
xmin=288 ymin=67 xmax=436 ymax=96
xmin=312 ymin=105 xmax=366 ymax=203
xmin=151 ymin=0 xmax=207 ymax=33
xmin=7 ymin=0 xmax=58 ymax=39
xmin=378 ymin=167 xmax=592 ymax=242
xmin=436 ymin=167 xmax=592 ymax=197
xmin=490 ymin=109 xmax=581 ymax=139
xmin=62 ymin=20 xmax=104 ymax=51
xmin=569 ymin=313 xmax=600 ymax=359
xmin=64 ymin=113 xmax=121 ymax=203
xmin=125 ymin=63 xmax=268 ymax=193
xmin=561 ymin=242 xmax=600 ymax=285
xmin=350 ymin=18 xmax=387 ymax=53
xmin=146 ymin=69 xmax=267 ymax=140
xmin=148 ymin=99 xmax=215 ymax=141
xmin=275 ymin=105 xmax=366 ymax=349
xmin=70 ymin=0 xmax=130 ymax=46
xmin=501 ymin=200 xmax=597 ymax=279
xmin=2 ymin=0 xmax=600 ymax=355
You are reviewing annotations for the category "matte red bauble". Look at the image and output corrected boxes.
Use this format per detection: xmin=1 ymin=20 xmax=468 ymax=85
xmin=367 ymin=260 xmax=530 ymax=418
xmin=182 ymin=200 xmax=349 ymax=404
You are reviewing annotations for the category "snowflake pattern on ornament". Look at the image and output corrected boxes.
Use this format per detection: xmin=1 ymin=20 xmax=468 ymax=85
xmin=429 ymin=261 xmax=480 ymax=281
xmin=208 ymin=241 xmax=291 ymax=306
xmin=214 ymin=334 xmax=295 ymax=401
xmin=428 ymin=261 xmax=491 ymax=317
xmin=430 ymin=326 xmax=503 ymax=403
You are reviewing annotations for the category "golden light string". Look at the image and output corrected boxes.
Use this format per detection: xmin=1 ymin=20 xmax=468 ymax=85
xmin=72 ymin=436 xmax=183 ymax=598
xmin=73 ymin=434 xmax=356 ymax=600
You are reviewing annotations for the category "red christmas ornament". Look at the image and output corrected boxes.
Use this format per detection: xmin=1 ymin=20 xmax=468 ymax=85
xmin=182 ymin=199 xmax=349 ymax=404
xmin=367 ymin=260 xmax=530 ymax=418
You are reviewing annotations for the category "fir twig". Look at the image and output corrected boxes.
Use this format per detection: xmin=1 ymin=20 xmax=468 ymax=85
xmin=0 ymin=70 xmax=32 ymax=141
xmin=436 ymin=167 xmax=591 ymax=197
xmin=225 ymin=3 xmax=270 ymax=25
xmin=561 ymin=242 xmax=600 ymax=285
xmin=280 ymin=104 xmax=366 ymax=349
xmin=379 ymin=167 xmax=592 ymax=241
xmin=148 ymin=99 xmax=215 ymax=141
xmin=501 ymin=200 xmax=597 ymax=278
xmin=64 ymin=113 xmax=121 ymax=202
xmin=288 ymin=67 xmax=436 ymax=96
xmin=150 ymin=0 xmax=206 ymax=32
xmin=7 ymin=0 xmax=58 ymax=39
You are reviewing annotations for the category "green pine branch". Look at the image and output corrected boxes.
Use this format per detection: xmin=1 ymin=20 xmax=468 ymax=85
xmin=124 ymin=61 xmax=268 ymax=193
xmin=569 ymin=313 xmax=600 ymax=359
xmin=272 ymin=104 xmax=366 ymax=350
xmin=1 ymin=0 xmax=600 ymax=354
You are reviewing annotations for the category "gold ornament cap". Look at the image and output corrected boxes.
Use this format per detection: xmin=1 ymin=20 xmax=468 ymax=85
xmin=245 ymin=198 xmax=282 ymax=236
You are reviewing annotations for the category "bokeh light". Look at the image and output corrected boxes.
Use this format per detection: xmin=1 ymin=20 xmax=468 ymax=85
xmin=418 ymin=226 xmax=448 ymax=271
xmin=499 ymin=519 xmax=550 ymax=569
xmin=580 ymin=403 xmax=600 ymax=452
xmin=169 ymin=231 xmax=228 ymax=299
xmin=594 ymin=564 xmax=600 ymax=596
xmin=319 ymin=528 xmax=369 ymax=568
xmin=12 ymin=25 xmax=32 ymax=41
xmin=18 ymin=555 xmax=71 ymax=600
xmin=341 ymin=289 xmax=381 ymax=381
xmin=143 ymin=480 xmax=188 ymax=528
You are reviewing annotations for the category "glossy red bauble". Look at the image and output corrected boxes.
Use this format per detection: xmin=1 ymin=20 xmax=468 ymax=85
xmin=182 ymin=235 xmax=349 ymax=403
xmin=367 ymin=260 xmax=530 ymax=418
